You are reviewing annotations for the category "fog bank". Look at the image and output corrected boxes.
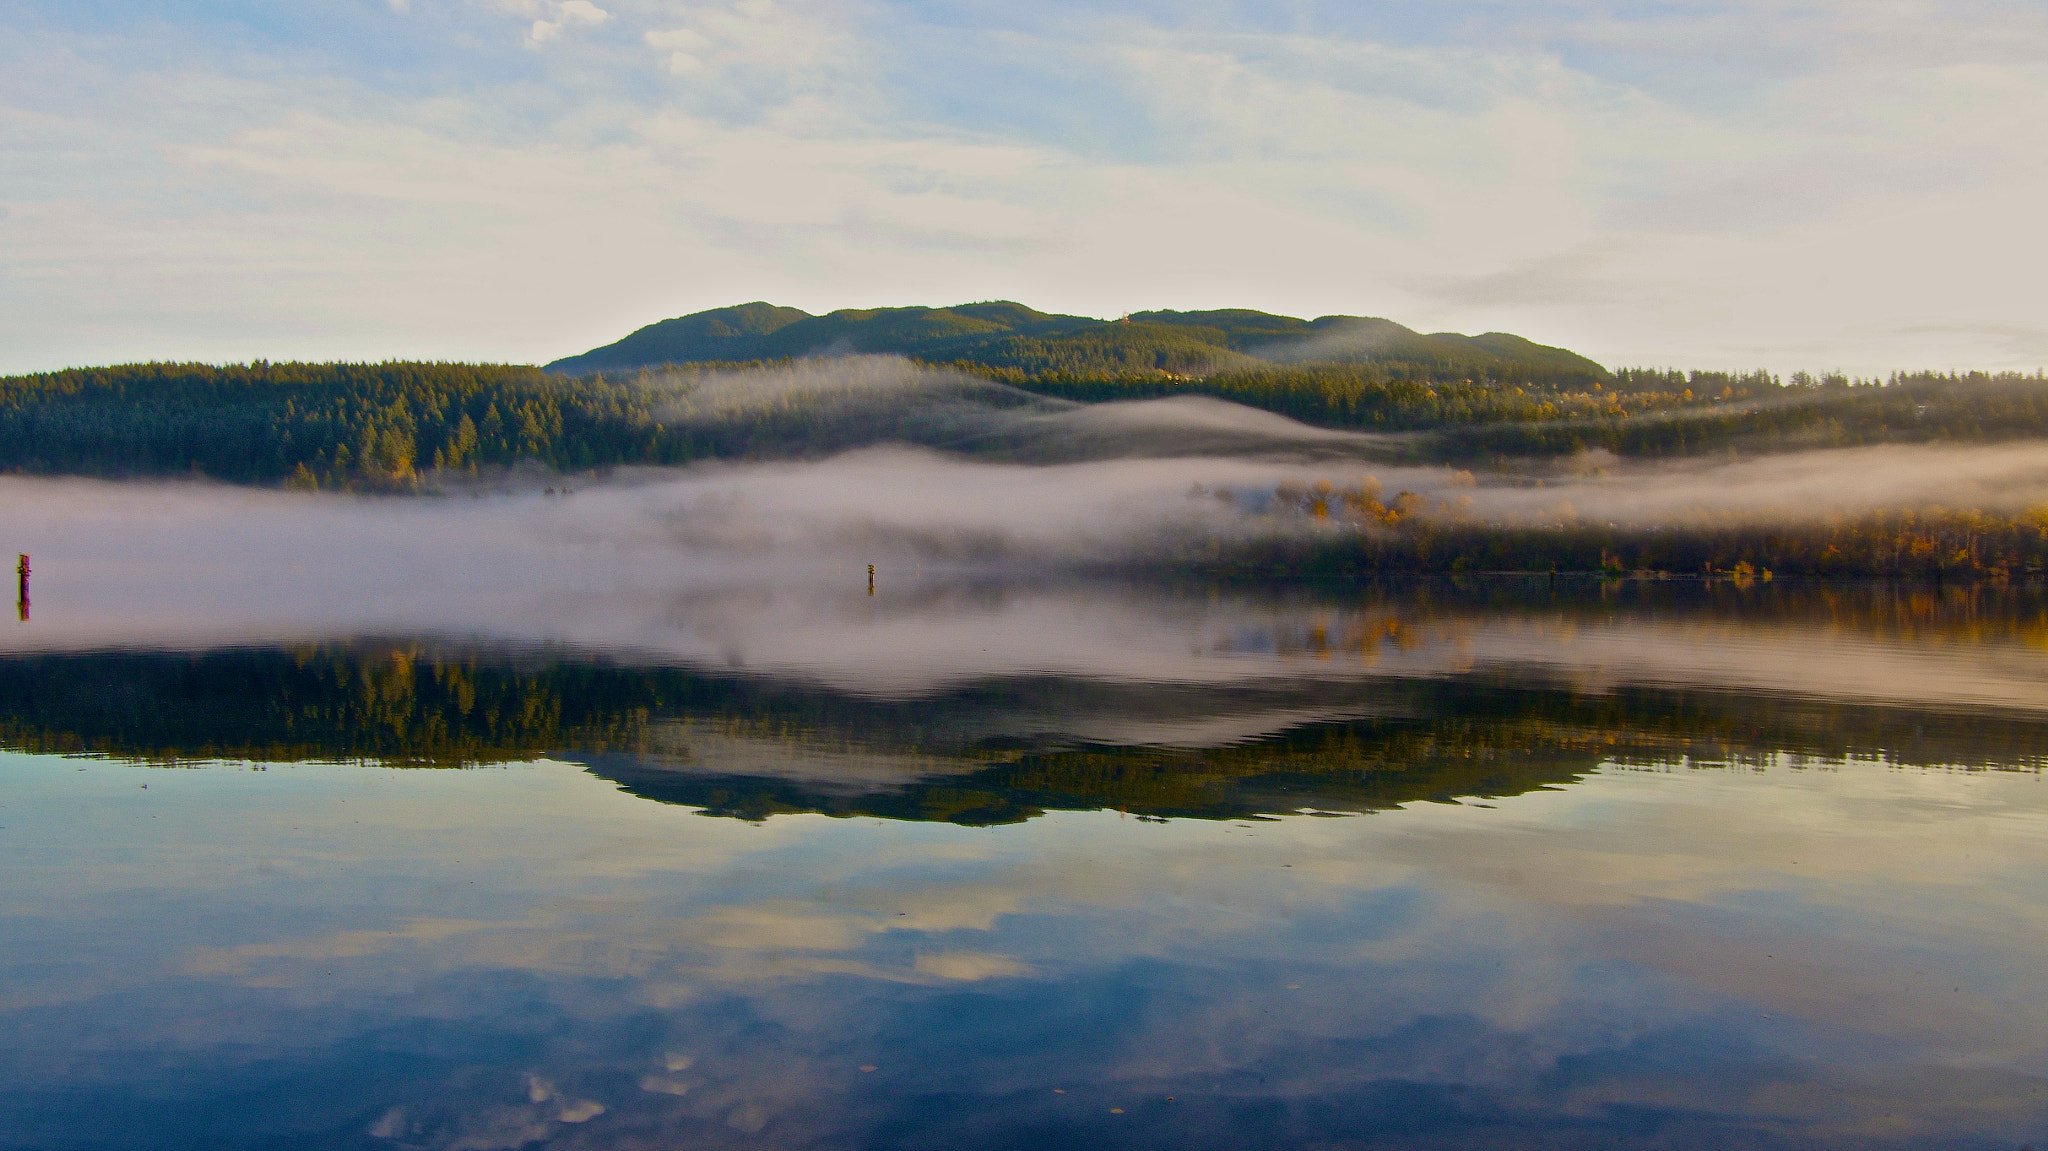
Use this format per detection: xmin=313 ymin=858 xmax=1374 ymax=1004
xmin=5 ymin=470 xmax=2048 ymax=722
xmin=644 ymin=356 xmax=1405 ymax=463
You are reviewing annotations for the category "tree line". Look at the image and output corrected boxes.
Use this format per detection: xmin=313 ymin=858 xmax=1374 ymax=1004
xmin=1436 ymin=371 xmax=2048 ymax=460
xmin=0 ymin=360 xmax=758 ymax=487
xmin=6 ymin=358 xmax=2046 ymax=487
xmin=1190 ymin=477 xmax=2048 ymax=580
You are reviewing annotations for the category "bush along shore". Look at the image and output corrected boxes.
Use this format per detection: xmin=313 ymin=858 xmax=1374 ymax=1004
xmin=1163 ymin=480 xmax=2048 ymax=581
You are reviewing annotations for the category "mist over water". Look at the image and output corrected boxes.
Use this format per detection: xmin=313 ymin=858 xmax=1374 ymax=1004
xmin=5 ymin=462 xmax=2048 ymax=720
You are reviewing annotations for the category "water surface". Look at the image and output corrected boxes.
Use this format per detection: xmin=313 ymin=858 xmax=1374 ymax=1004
xmin=4 ymin=577 xmax=2048 ymax=1149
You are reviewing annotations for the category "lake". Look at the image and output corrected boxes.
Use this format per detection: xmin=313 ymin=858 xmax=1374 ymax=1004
xmin=5 ymin=568 xmax=2048 ymax=1149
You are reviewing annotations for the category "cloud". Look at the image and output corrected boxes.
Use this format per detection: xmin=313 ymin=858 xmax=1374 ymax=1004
xmin=522 ymin=0 xmax=611 ymax=46
xmin=1897 ymin=322 xmax=2048 ymax=364
xmin=645 ymin=27 xmax=711 ymax=74
xmin=641 ymin=0 xmax=870 ymax=119
xmin=1421 ymin=242 xmax=1627 ymax=308
xmin=2 ymin=0 xmax=2047 ymax=373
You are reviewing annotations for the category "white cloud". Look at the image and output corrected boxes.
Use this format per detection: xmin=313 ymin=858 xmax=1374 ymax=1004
xmin=522 ymin=0 xmax=610 ymax=46
xmin=1 ymin=0 xmax=2045 ymax=373
xmin=640 ymin=0 xmax=867 ymax=113
xmin=645 ymin=27 xmax=711 ymax=74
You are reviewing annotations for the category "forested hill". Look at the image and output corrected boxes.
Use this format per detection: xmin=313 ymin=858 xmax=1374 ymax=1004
xmin=546 ymin=301 xmax=1612 ymax=385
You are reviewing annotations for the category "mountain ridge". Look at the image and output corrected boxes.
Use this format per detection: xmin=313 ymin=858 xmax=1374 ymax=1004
xmin=547 ymin=301 xmax=1610 ymax=385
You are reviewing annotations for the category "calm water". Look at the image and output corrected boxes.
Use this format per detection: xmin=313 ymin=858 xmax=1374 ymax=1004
xmin=6 ymin=576 xmax=2048 ymax=1149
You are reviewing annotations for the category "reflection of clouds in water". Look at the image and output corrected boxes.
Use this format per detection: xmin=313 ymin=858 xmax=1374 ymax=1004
xmin=182 ymin=917 xmax=509 ymax=977
xmin=367 ymin=1075 xmax=603 ymax=1151
xmin=1386 ymin=764 xmax=2048 ymax=1068
xmin=10 ymin=755 xmax=2041 ymax=1144
xmin=913 ymin=950 xmax=1033 ymax=981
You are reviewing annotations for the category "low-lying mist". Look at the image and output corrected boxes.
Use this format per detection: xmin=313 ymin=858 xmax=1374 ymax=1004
xmin=8 ymin=474 xmax=2048 ymax=724
xmin=643 ymin=356 xmax=1406 ymax=463
xmin=627 ymin=357 xmax=2048 ymax=527
xmin=1438 ymin=441 xmax=2048 ymax=525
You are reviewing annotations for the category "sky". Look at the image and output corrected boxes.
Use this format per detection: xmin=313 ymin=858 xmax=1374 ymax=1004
xmin=1 ymin=0 xmax=2045 ymax=376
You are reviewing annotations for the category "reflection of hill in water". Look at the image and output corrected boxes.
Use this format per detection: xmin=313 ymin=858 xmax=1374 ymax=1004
xmin=580 ymin=679 xmax=2048 ymax=823
xmin=2 ymin=619 xmax=2045 ymax=824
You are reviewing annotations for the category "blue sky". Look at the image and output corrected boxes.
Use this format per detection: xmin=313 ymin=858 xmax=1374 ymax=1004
xmin=2 ymin=0 xmax=2044 ymax=373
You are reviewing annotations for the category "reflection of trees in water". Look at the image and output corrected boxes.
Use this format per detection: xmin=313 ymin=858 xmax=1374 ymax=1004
xmin=0 ymin=645 xmax=756 ymax=768
xmin=2 ymin=600 xmax=2045 ymax=823
xmin=1193 ymin=578 xmax=2048 ymax=652
xmin=660 ymin=683 xmax=2041 ymax=827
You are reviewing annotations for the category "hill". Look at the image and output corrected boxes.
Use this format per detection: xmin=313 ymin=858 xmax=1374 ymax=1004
xmin=546 ymin=301 xmax=1611 ymax=385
